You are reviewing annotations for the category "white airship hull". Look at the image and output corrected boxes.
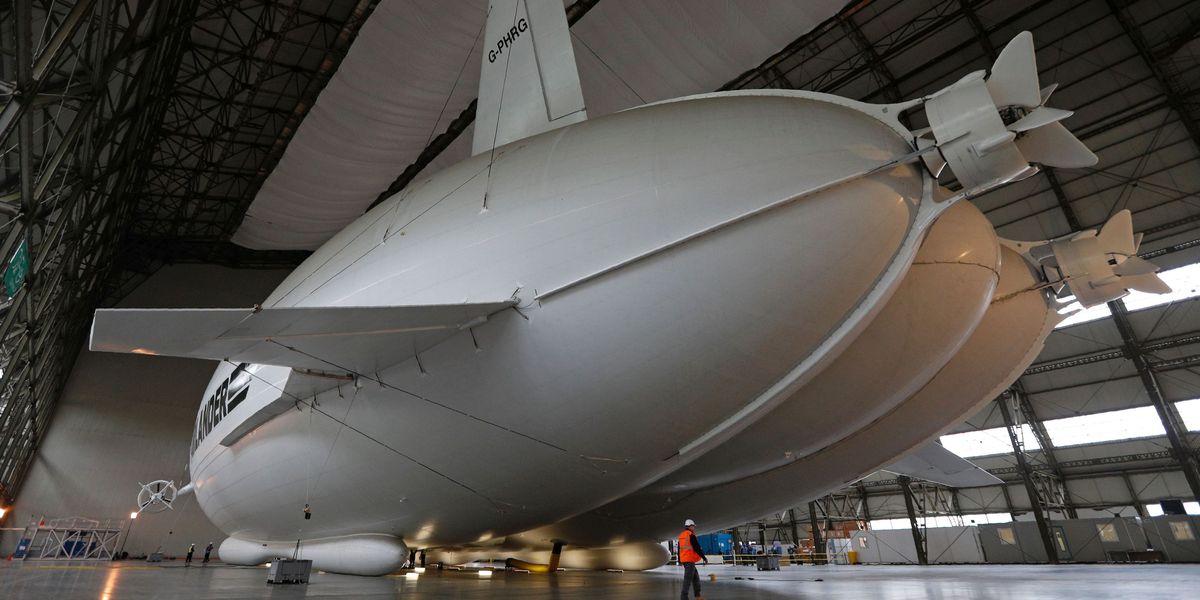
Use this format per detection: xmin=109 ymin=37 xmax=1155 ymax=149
xmin=644 ymin=200 xmax=1001 ymax=493
xmin=188 ymin=92 xmax=933 ymax=556
xmin=536 ymin=244 xmax=1059 ymax=547
xmin=91 ymin=14 xmax=1144 ymax=575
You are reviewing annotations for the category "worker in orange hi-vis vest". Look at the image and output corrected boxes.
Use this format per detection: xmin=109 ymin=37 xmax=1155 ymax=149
xmin=677 ymin=519 xmax=708 ymax=600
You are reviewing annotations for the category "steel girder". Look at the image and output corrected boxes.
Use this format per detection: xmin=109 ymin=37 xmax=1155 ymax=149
xmin=1025 ymin=327 xmax=1200 ymax=376
xmin=102 ymin=0 xmax=375 ymax=301
xmin=0 ymin=0 xmax=200 ymax=502
xmin=1108 ymin=299 xmax=1200 ymax=501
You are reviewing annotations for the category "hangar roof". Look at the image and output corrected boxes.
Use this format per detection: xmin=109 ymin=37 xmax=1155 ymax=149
xmin=231 ymin=0 xmax=845 ymax=249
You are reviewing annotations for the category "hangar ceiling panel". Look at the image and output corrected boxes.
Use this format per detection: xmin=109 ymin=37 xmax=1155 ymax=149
xmin=1040 ymin=319 xmax=1124 ymax=357
xmin=233 ymin=0 xmax=847 ymax=250
xmin=1126 ymin=298 xmax=1200 ymax=341
xmin=1158 ymin=370 xmax=1200 ymax=402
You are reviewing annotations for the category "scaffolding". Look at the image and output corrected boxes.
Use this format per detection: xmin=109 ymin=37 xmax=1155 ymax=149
xmin=16 ymin=516 xmax=125 ymax=560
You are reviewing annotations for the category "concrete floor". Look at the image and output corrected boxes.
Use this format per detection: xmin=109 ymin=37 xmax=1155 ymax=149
xmin=0 ymin=561 xmax=1195 ymax=599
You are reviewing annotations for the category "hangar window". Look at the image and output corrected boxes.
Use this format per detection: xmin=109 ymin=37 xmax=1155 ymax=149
xmin=1171 ymin=522 xmax=1196 ymax=541
xmin=940 ymin=425 xmax=1039 ymax=458
xmin=963 ymin=513 xmax=1014 ymax=525
xmin=1096 ymin=523 xmax=1119 ymax=543
xmin=996 ymin=527 xmax=1017 ymax=545
xmin=868 ymin=513 xmax=1011 ymax=531
xmin=1042 ymin=406 xmax=1166 ymax=448
xmin=1145 ymin=502 xmax=1200 ymax=517
xmin=1054 ymin=299 xmax=1112 ymax=329
xmin=868 ymin=517 xmax=918 ymax=530
xmin=1176 ymin=399 xmax=1200 ymax=431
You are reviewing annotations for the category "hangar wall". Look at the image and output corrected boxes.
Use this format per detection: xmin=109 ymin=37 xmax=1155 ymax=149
xmin=1 ymin=265 xmax=290 ymax=558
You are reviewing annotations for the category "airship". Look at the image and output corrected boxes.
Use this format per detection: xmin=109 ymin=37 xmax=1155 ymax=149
xmin=90 ymin=0 xmax=1168 ymax=576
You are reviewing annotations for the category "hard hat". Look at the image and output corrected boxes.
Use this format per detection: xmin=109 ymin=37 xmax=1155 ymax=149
xmin=684 ymin=519 xmax=696 ymax=527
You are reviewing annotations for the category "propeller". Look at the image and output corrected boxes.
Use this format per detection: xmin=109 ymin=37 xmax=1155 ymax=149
xmin=136 ymin=479 xmax=179 ymax=514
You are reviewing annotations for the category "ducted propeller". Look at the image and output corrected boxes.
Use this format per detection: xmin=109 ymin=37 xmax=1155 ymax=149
xmin=1045 ymin=210 xmax=1171 ymax=307
xmin=920 ymin=31 xmax=1097 ymax=194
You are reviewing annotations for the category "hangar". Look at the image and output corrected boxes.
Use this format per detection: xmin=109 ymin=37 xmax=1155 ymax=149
xmin=2 ymin=0 xmax=1200 ymax=597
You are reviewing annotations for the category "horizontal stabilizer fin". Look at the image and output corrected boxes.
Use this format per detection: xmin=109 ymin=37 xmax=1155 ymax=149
xmin=90 ymin=301 xmax=515 ymax=374
xmin=882 ymin=442 xmax=1002 ymax=488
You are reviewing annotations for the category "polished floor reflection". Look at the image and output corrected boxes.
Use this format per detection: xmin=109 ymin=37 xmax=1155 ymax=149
xmin=0 ymin=561 xmax=1195 ymax=598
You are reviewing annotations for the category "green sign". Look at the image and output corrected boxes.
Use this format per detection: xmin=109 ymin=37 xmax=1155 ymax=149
xmin=4 ymin=240 xmax=29 ymax=298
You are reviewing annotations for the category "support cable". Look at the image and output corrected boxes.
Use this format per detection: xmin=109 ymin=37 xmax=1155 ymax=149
xmin=481 ymin=0 xmax=522 ymax=211
xmin=228 ymin=360 xmax=515 ymax=512
xmin=265 ymin=339 xmax=569 ymax=454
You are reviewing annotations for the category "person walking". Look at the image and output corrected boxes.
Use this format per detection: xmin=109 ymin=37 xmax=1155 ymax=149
xmin=185 ymin=543 xmax=195 ymax=566
xmin=677 ymin=519 xmax=708 ymax=600
xmin=203 ymin=542 xmax=213 ymax=564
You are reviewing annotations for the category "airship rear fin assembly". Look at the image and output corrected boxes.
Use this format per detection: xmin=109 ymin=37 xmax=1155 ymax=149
xmin=918 ymin=31 xmax=1097 ymax=197
xmin=90 ymin=300 xmax=515 ymax=374
xmin=883 ymin=442 xmax=1003 ymax=488
xmin=1002 ymin=209 xmax=1171 ymax=308
xmin=472 ymin=0 xmax=588 ymax=156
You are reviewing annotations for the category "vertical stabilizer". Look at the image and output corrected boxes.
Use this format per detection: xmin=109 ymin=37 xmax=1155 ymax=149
xmin=472 ymin=0 xmax=587 ymax=156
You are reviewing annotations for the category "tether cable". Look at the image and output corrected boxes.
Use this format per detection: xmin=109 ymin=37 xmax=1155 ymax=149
xmin=228 ymin=361 xmax=515 ymax=512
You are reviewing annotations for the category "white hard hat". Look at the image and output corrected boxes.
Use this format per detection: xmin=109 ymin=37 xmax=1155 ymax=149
xmin=684 ymin=519 xmax=696 ymax=527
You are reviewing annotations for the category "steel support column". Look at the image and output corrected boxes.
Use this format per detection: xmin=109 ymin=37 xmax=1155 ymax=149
xmin=857 ymin=482 xmax=872 ymax=521
xmin=1014 ymin=386 xmax=1079 ymax=518
xmin=997 ymin=394 xmax=1060 ymax=564
xmin=807 ymin=501 xmax=826 ymax=564
xmin=787 ymin=508 xmax=801 ymax=547
xmin=1122 ymin=472 xmax=1147 ymax=517
xmin=897 ymin=475 xmax=929 ymax=565
xmin=12 ymin=0 xmax=38 ymax=484
xmin=1109 ymin=299 xmax=1200 ymax=502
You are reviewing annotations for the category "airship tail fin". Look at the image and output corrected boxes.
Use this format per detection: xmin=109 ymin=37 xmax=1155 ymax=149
xmin=472 ymin=0 xmax=588 ymax=156
xmin=882 ymin=441 xmax=1002 ymax=488
xmin=89 ymin=300 xmax=515 ymax=375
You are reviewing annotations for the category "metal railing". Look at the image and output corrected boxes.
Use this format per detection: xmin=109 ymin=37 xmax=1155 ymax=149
xmin=670 ymin=552 xmax=832 ymax=566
